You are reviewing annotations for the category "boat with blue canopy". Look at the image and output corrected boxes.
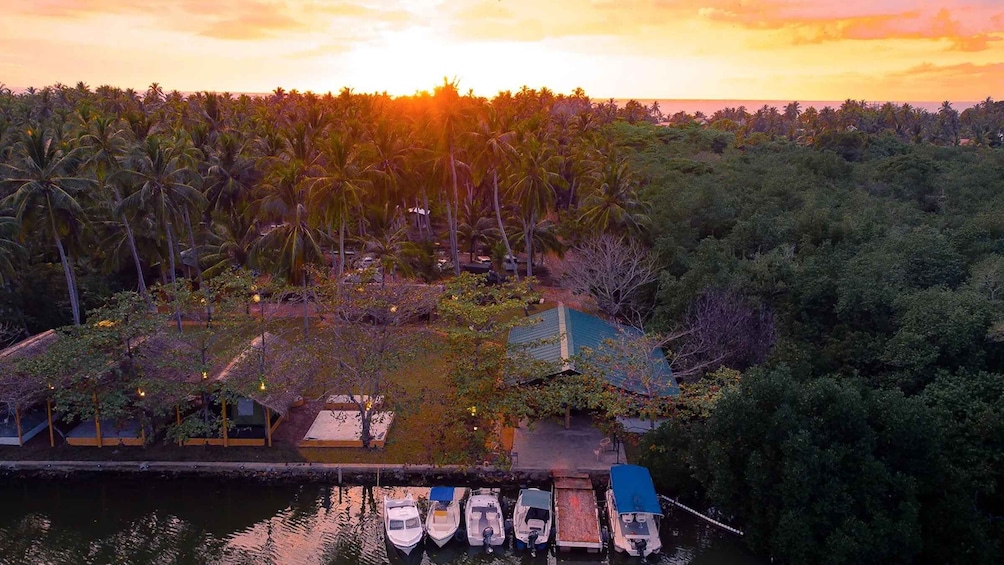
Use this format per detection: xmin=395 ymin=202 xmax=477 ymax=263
xmin=605 ymin=465 xmax=663 ymax=557
xmin=425 ymin=487 xmax=464 ymax=548
xmin=513 ymin=487 xmax=553 ymax=556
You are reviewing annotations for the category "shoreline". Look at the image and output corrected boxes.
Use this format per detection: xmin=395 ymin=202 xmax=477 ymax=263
xmin=1 ymin=460 xmax=605 ymax=487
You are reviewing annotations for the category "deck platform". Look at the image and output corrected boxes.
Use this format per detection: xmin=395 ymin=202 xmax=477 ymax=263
xmin=553 ymin=472 xmax=603 ymax=552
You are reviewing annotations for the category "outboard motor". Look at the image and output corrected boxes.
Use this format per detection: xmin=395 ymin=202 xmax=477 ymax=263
xmin=482 ymin=526 xmax=495 ymax=554
xmin=528 ymin=530 xmax=539 ymax=557
xmin=632 ymin=537 xmax=649 ymax=559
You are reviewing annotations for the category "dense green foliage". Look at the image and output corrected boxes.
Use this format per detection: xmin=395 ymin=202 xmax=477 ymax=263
xmin=628 ymin=123 xmax=1004 ymax=563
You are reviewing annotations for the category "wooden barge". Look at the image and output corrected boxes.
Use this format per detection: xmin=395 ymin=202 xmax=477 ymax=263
xmin=553 ymin=472 xmax=603 ymax=552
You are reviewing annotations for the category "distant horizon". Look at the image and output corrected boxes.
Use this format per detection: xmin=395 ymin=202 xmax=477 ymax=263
xmin=4 ymin=2 xmax=1003 ymax=101
xmin=4 ymin=85 xmax=984 ymax=114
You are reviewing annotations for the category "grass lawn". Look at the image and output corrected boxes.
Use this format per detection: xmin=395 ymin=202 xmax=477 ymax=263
xmin=294 ymin=328 xmax=463 ymax=464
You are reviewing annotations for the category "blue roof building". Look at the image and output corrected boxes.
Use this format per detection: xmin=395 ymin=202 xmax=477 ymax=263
xmin=507 ymin=304 xmax=677 ymax=397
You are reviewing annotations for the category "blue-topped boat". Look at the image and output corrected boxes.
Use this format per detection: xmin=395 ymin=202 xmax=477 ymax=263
xmin=605 ymin=465 xmax=663 ymax=557
xmin=513 ymin=487 xmax=553 ymax=556
xmin=425 ymin=486 xmax=464 ymax=548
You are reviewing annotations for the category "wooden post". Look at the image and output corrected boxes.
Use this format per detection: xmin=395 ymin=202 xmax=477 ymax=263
xmin=15 ymin=406 xmax=22 ymax=446
xmin=46 ymin=399 xmax=54 ymax=447
xmin=565 ymin=405 xmax=571 ymax=430
xmin=265 ymin=407 xmax=272 ymax=447
xmin=176 ymin=405 xmax=182 ymax=446
xmin=93 ymin=391 xmax=103 ymax=448
xmin=222 ymin=397 xmax=228 ymax=447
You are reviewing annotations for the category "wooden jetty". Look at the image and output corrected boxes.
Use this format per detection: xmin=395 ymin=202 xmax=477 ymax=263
xmin=553 ymin=472 xmax=603 ymax=552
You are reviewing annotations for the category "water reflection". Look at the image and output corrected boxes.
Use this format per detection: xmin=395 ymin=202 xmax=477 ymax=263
xmin=0 ymin=479 xmax=762 ymax=565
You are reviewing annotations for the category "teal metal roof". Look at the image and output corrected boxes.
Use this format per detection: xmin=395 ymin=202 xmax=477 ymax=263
xmin=507 ymin=306 xmax=562 ymax=365
xmin=507 ymin=305 xmax=676 ymax=397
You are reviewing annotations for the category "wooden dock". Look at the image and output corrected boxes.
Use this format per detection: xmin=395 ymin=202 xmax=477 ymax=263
xmin=553 ymin=472 xmax=603 ymax=552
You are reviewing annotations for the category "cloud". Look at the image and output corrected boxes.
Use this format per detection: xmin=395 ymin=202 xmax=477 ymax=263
xmin=693 ymin=1 xmax=1004 ymax=52
xmin=8 ymin=1 xmax=415 ymax=43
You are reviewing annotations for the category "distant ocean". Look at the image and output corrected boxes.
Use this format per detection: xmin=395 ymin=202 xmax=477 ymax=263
xmin=5 ymin=86 xmax=980 ymax=114
xmin=614 ymin=99 xmax=981 ymax=114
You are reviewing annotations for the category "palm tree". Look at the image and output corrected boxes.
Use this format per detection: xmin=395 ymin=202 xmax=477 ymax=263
xmin=249 ymin=160 xmax=324 ymax=285
xmin=81 ymin=115 xmax=150 ymax=301
xmin=310 ymin=131 xmax=373 ymax=279
xmin=116 ymin=136 xmax=207 ymax=332
xmin=358 ymin=204 xmax=416 ymax=287
xmin=467 ymin=106 xmax=519 ymax=279
xmin=509 ymin=134 xmax=562 ymax=277
xmin=0 ymin=215 xmax=25 ymax=285
xmin=456 ymin=196 xmax=499 ymax=262
xmin=578 ymin=156 xmax=649 ymax=236
xmin=433 ymin=79 xmax=467 ymax=276
xmin=1 ymin=129 xmax=92 ymax=325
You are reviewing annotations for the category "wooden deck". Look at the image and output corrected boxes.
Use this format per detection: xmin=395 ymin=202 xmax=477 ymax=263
xmin=554 ymin=472 xmax=603 ymax=552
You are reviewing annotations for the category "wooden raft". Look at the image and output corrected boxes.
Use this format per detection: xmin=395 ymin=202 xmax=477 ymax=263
xmin=554 ymin=472 xmax=603 ymax=552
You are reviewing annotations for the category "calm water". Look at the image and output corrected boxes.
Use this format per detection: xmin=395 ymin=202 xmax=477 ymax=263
xmin=0 ymin=478 xmax=763 ymax=565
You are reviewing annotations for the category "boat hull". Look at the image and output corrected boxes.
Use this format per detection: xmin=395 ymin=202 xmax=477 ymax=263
xmin=427 ymin=530 xmax=455 ymax=548
xmin=465 ymin=492 xmax=505 ymax=548
xmin=605 ymin=488 xmax=662 ymax=557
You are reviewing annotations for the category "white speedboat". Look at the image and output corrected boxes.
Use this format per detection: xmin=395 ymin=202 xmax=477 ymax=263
xmin=384 ymin=493 xmax=423 ymax=555
xmin=606 ymin=465 xmax=663 ymax=557
xmin=464 ymin=488 xmax=505 ymax=552
xmin=513 ymin=487 xmax=552 ymax=557
xmin=425 ymin=486 xmax=463 ymax=548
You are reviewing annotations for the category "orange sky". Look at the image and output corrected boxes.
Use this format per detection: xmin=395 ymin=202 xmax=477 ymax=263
xmin=1 ymin=0 xmax=1002 ymax=101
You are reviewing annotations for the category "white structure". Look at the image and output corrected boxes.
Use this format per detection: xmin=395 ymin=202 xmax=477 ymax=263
xmin=465 ymin=488 xmax=505 ymax=552
xmin=606 ymin=465 xmax=663 ymax=557
xmin=513 ymin=488 xmax=552 ymax=556
xmin=425 ymin=486 xmax=464 ymax=547
xmin=298 ymin=410 xmax=394 ymax=448
xmin=384 ymin=494 xmax=423 ymax=555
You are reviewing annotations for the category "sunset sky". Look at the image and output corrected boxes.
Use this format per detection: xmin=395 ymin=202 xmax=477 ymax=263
xmin=1 ymin=0 xmax=1002 ymax=101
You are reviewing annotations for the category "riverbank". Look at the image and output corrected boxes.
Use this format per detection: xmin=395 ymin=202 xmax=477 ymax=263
xmin=1 ymin=459 xmax=593 ymax=487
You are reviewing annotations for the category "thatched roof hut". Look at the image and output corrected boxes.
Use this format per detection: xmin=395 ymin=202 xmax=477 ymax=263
xmin=0 ymin=330 xmax=59 ymax=412
xmin=215 ymin=332 xmax=316 ymax=417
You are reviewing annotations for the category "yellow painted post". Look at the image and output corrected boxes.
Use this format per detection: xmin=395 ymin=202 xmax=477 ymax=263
xmin=46 ymin=400 xmax=54 ymax=447
xmin=265 ymin=407 xmax=272 ymax=447
xmin=15 ymin=406 xmax=22 ymax=446
xmin=93 ymin=391 xmax=103 ymax=448
xmin=222 ymin=397 xmax=228 ymax=447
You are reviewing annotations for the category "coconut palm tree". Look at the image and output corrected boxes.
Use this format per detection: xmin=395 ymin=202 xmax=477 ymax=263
xmin=310 ymin=130 xmax=374 ymax=279
xmin=578 ymin=156 xmax=649 ymax=236
xmin=432 ymin=79 xmax=468 ymax=276
xmin=358 ymin=203 xmax=416 ymax=287
xmin=467 ymin=105 xmax=519 ymax=278
xmin=248 ymin=159 xmax=324 ymax=285
xmin=509 ymin=133 xmax=562 ymax=277
xmin=0 ymin=215 xmax=24 ymax=284
xmin=81 ymin=115 xmax=150 ymax=301
xmin=116 ymin=135 xmax=207 ymax=331
xmin=457 ymin=196 xmax=499 ymax=263
xmin=1 ymin=128 xmax=93 ymax=325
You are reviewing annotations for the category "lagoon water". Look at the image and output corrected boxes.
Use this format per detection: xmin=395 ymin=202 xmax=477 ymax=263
xmin=0 ymin=478 xmax=763 ymax=565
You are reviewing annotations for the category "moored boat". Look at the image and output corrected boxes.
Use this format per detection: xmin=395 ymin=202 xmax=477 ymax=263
xmin=384 ymin=493 xmax=423 ymax=555
xmin=605 ymin=465 xmax=663 ymax=557
xmin=425 ymin=486 xmax=463 ymax=548
xmin=513 ymin=487 xmax=552 ymax=556
xmin=464 ymin=488 xmax=505 ymax=552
